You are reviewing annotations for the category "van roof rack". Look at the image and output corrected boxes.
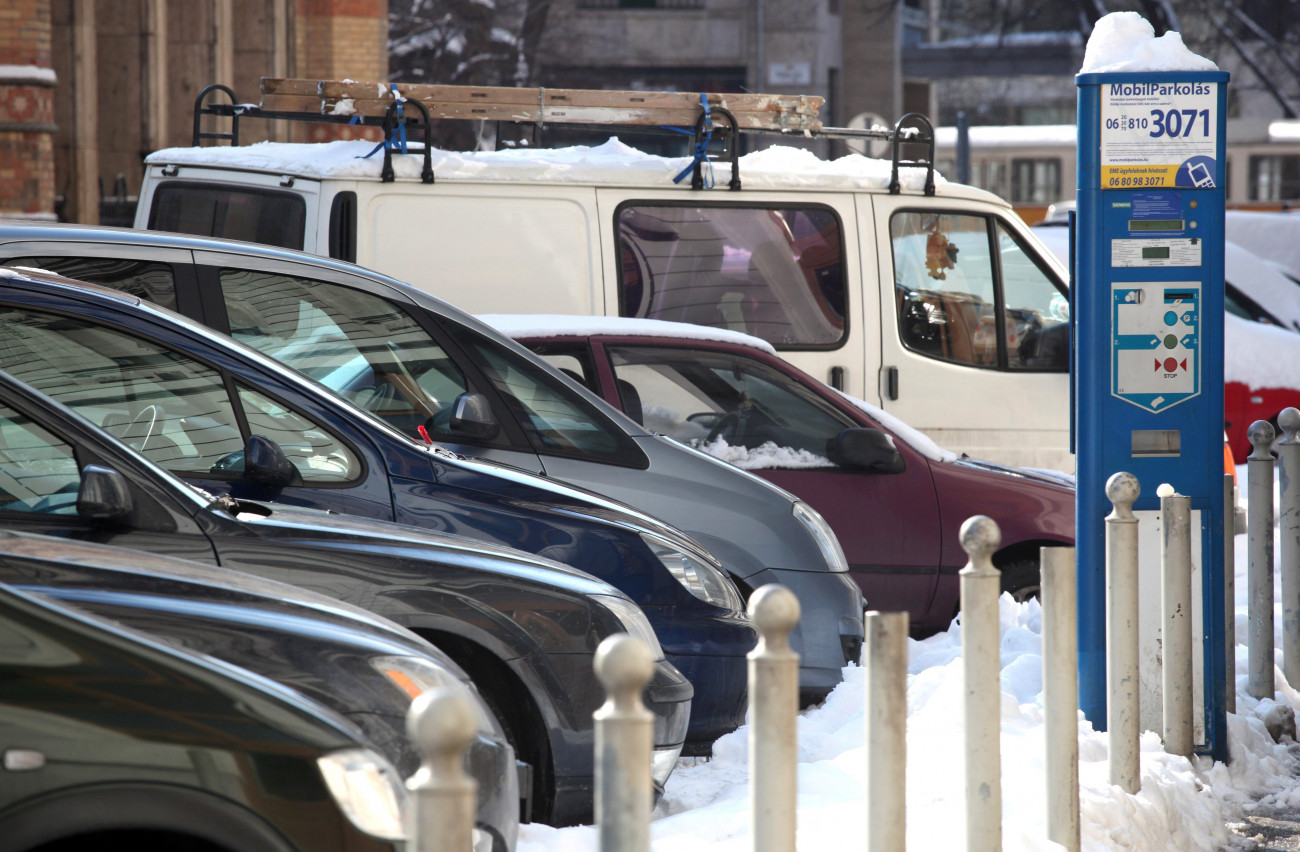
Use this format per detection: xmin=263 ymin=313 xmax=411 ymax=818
xmin=191 ymin=78 xmax=935 ymax=195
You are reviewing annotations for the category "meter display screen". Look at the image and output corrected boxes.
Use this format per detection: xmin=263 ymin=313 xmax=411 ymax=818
xmin=1142 ymin=246 xmax=1171 ymax=259
xmin=1129 ymin=218 xmax=1185 ymax=232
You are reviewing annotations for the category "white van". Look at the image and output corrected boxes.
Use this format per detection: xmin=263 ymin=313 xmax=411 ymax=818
xmin=135 ymin=80 xmax=1074 ymax=471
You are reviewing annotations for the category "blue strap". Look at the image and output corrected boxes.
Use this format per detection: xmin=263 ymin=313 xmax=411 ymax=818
xmin=669 ymin=93 xmax=714 ymax=188
xmin=357 ymin=84 xmax=409 ymax=160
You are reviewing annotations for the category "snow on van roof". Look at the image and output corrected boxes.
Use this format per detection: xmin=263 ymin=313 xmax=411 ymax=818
xmin=479 ymin=313 xmax=777 ymax=354
xmin=1079 ymin=11 xmax=1217 ymax=73
xmin=145 ymin=136 xmax=946 ymax=192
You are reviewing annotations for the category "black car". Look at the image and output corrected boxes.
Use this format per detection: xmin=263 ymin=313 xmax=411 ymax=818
xmin=0 ymin=368 xmax=692 ymax=826
xmin=0 ymin=581 xmax=405 ymax=852
xmin=0 ymin=528 xmax=517 ymax=852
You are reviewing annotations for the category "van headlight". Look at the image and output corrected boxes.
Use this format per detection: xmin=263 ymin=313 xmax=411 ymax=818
xmin=642 ymin=533 xmax=744 ymax=610
xmin=317 ymin=748 xmax=407 ymax=841
xmin=793 ymin=501 xmax=849 ymax=573
xmin=593 ymin=594 xmax=665 ymax=660
xmin=371 ymin=655 xmax=497 ymax=736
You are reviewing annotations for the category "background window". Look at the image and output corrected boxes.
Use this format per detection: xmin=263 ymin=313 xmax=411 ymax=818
xmin=1 ymin=256 xmax=178 ymax=310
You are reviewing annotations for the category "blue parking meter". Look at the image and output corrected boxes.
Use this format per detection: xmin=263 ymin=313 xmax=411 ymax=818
xmin=1075 ymin=69 xmax=1230 ymax=761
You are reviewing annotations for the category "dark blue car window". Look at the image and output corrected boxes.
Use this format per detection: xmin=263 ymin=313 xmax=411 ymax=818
xmin=0 ymin=402 xmax=80 ymax=514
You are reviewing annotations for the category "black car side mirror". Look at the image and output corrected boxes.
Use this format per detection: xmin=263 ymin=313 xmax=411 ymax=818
xmin=244 ymin=435 xmax=303 ymax=487
xmin=77 ymin=464 xmax=134 ymax=521
xmin=826 ymin=428 xmax=905 ymax=473
xmin=430 ymin=392 xmax=500 ymax=441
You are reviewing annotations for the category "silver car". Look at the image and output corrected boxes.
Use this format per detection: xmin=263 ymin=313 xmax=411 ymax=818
xmin=0 ymin=223 xmax=864 ymax=703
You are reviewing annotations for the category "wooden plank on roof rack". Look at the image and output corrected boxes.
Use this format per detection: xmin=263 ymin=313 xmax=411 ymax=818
xmin=259 ymin=78 xmax=825 ymax=132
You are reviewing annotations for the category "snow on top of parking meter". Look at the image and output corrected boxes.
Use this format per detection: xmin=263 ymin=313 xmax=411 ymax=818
xmin=1080 ymin=11 xmax=1218 ymax=73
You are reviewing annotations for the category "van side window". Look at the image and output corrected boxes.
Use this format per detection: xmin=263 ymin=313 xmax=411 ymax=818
xmin=616 ymin=204 xmax=846 ymax=349
xmin=890 ymin=211 xmax=1067 ymax=372
xmin=217 ymin=269 xmax=486 ymax=445
xmin=1 ymin=256 xmax=178 ymax=311
xmin=148 ymin=182 xmax=306 ymax=251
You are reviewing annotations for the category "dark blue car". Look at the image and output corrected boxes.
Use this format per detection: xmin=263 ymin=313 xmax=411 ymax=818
xmin=0 ymin=267 xmax=753 ymax=751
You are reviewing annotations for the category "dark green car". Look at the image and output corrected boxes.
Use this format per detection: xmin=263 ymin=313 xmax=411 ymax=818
xmin=0 ymin=583 xmax=406 ymax=852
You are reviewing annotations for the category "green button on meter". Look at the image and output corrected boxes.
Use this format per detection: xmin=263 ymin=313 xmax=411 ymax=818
xmin=1164 ymin=334 xmax=1178 ymax=348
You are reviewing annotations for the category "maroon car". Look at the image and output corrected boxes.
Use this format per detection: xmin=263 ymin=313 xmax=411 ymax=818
xmin=487 ymin=314 xmax=1075 ymax=636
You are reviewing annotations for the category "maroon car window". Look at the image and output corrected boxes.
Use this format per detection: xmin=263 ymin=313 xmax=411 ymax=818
xmin=616 ymin=204 xmax=846 ymax=348
xmin=607 ymin=345 xmax=857 ymax=470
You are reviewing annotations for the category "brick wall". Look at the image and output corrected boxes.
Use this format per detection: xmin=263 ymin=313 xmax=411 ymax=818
xmin=0 ymin=0 xmax=54 ymax=217
xmin=294 ymin=0 xmax=386 ymax=143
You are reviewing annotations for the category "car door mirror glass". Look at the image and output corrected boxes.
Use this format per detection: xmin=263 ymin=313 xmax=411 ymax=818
xmin=77 ymin=464 xmax=134 ymax=521
xmin=430 ymin=392 xmax=500 ymax=441
xmin=243 ymin=435 xmax=303 ymax=487
xmin=826 ymin=428 xmax=905 ymax=473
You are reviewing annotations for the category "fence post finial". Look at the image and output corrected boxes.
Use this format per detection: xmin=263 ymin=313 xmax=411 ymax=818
xmin=1249 ymin=420 xmax=1277 ymax=700
xmin=748 ymin=584 xmax=801 ymax=852
xmin=594 ymin=634 xmax=654 ymax=852
xmin=406 ymin=686 xmax=480 ymax=852
xmin=1106 ymin=471 xmax=1139 ymax=520
xmin=960 ymin=515 xmax=1001 ymax=852
xmin=1280 ymin=408 xmax=1300 ymax=691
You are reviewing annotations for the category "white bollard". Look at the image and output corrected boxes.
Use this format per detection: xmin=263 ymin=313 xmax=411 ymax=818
xmin=1248 ymin=420 xmax=1276 ymax=700
xmin=1225 ymin=472 xmax=1237 ymax=715
xmin=865 ymin=610 xmax=909 ymax=852
xmin=1106 ymin=471 xmax=1141 ymax=794
xmin=960 ymin=515 xmax=1001 ymax=852
xmin=749 ymin=585 xmax=801 ymax=852
xmin=406 ymin=685 xmax=480 ymax=852
xmin=1278 ymin=408 xmax=1300 ymax=689
xmin=1158 ymin=484 xmax=1193 ymax=758
xmin=594 ymin=634 xmax=655 ymax=852
xmin=1042 ymin=546 xmax=1079 ymax=852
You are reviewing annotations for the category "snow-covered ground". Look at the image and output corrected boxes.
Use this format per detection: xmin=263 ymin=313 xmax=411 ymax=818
xmin=517 ymin=464 xmax=1300 ymax=852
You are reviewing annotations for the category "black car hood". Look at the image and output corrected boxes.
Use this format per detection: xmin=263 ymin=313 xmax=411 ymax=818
xmin=210 ymin=496 xmax=627 ymax=596
xmin=0 ymin=528 xmax=450 ymax=664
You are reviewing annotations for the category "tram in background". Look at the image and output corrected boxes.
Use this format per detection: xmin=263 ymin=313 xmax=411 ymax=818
xmin=933 ymin=119 xmax=1300 ymax=224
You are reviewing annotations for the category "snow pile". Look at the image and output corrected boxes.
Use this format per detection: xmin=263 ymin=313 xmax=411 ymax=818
xmin=146 ymin=136 xmax=942 ymax=193
xmin=519 ymin=504 xmax=1300 ymax=852
xmin=1080 ymin=12 xmax=1218 ymax=73
xmin=1225 ymin=211 xmax=1300 ymax=284
xmin=695 ymin=437 xmax=832 ymax=471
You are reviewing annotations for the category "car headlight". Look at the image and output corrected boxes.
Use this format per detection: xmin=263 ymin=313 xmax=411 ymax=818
xmin=653 ymin=743 xmax=684 ymax=788
xmin=593 ymin=594 xmax=665 ymax=660
xmin=792 ymin=501 xmax=849 ymax=573
xmin=317 ymin=747 xmax=407 ymax=841
xmin=371 ymin=655 xmax=498 ymax=737
xmin=642 ymin=533 xmax=745 ymax=610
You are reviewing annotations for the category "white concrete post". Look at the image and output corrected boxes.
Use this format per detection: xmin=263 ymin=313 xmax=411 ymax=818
xmin=406 ymin=685 xmax=480 ymax=852
xmin=1226 ymin=472 xmax=1237 ymax=715
xmin=1106 ymin=471 xmax=1141 ymax=793
xmin=1248 ymin=420 xmax=1277 ymax=700
xmin=1158 ymin=484 xmax=1194 ymax=758
xmin=865 ymin=610 xmax=909 ymax=852
xmin=749 ymin=584 xmax=801 ymax=852
xmin=1042 ymin=546 xmax=1079 ymax=852
xmin=960 ymin=515 xmax=1001 ymax=852
xmin=594 ymin=634 xmax=654 ymax=852
xmin=1278 ymin=408 xmax=1300 ymax=689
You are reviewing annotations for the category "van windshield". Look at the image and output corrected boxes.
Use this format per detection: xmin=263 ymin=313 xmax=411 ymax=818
xmin=616 ymin=204 xmax=846 ymax=348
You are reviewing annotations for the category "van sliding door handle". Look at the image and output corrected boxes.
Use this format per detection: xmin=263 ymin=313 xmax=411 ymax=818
xmin=829 ymin=366 xmax=845 ymax=391
xmin=884 ymin=366 xmax=899 ymax=401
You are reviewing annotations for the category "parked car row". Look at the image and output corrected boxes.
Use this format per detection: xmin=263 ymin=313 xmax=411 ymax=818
xmin=0 ymin=219 xmax=1076 ymax=850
